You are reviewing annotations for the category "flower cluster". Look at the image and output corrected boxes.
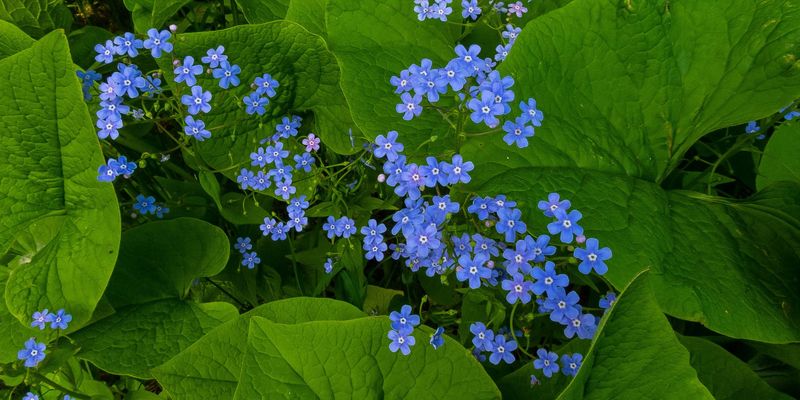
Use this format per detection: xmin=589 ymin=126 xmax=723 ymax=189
xmin=391 ymin=43 xmax=542 ymax=148
xmin=133 ymin=194 xmax=169 ymax=218
xmin=260 ymin=194 xmax=311 ymax=242
xmin=235 ymin=237 xmax=261 ymax=269
xmin=533 ymin=349 xmax=583 ymax=378
xmin=18 ymin=309 xmax=71 ymax=368
xmin=414 ymin=0 xmax=529 ymax=21
xmin=387 ymin=305 xmax=420 ymax=355
xmin=470 ymin=322 xmax=517 ymax=364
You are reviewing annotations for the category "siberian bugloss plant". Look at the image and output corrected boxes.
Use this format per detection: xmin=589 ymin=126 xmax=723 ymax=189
xmin=1 ymin=0 xmax=799 ymax=399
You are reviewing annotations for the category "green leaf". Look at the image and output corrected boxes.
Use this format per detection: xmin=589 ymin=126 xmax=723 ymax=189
xmin=237 ymin=0 xmax=290 ymax=23
xmin=285 ymin=0 xmax=327 ymax=37
xmin=0 ymin=19 xmax=32 ymax=60
xmin=68 ymin=26 xmax=114 ymax=69
xmin=678 ymin=335 xmax=792 ymax=400
xmin=0 ymin=31 xmax=120 ymax=328
xmin=558 ymin=271 xmax=712 ymax=399
xmin=125 ymin=0 xmax=191 ymax=33
xmin=153 ymin=297 xmax=366 ymax=400
xmin=0 ymin=269 xmax=40 ymax=363
xmin=72 ymin=299 xmax=238 ymax=378
xmin=326 ymin=0 xmax=461 ymax=150
xmin=758 ymin=121 xmax=800 ymax=190
xmin=362 ymin=284 xmax=403 ymax=315
xmin=463 ymin=0 xmax=800 ymax=343
xmin=234 ymin=316 xmax=501 ymax=399
xmin=0 ymin=0 xmax=72 ymax=38
xmin=104 ymin=218 xmax=230 ymax=308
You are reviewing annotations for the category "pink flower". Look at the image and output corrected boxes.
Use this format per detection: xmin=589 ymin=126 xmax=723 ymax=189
xmin=302 ymin=133 xmax=320 ymax=152
xmin=507 ymin=1 xmax=527 ymax=17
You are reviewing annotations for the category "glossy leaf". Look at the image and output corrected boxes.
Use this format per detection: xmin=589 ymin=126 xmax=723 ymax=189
xmin=758 ymin=121 xmax=800 ymax=190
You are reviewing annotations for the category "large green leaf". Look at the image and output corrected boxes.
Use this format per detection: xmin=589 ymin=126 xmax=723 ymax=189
xmin=0 ymin=269 xmax=40 ymax=362
xmin=463 ymin=0 xmax=800 ymax=343
xmin=162 ymin=21 xmax=356 ymax=174
xmin=678 ymin=336 xmax=792 ymax=400
xmin=234 ymin=316 xmax=501 ymax=399
xmin=0 ymin=31 xmax=120 ymax=328
xmin=153 ymin=297 xmax=366 ymax=399
xmin=124 ymin=0 xmax=191 ymax=33
xmin=104 ymin=217 xmax=230 ymax=308
xmin=558 ymin=271 xmax=712 ymax=399
xmin=0 ymin=0 xmax=72 ymax=38
xmin=326 ymin=0 xmax=461 ymax=150
xmin=0 ymin=19 xmax=32 ymax=60
xmin=758 ymin=121 xmax=800 ymax=190
xmin=237 ymin=0 xmax=291 ymax=23
xmin=71 ymin=299 xmax=237 ymax=378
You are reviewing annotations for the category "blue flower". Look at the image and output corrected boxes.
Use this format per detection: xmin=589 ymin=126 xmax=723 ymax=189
xmin=155 ymin=204 xmax=170 ymax=219
xmin=745 ymin=121 xmax=760 ymax=134
xmin=429 ymin=326 xmax=445 ymax=349
xmin=182 ymin=85 xmax=212 ymax=115
xmin=265 ymin=143 xmax=290 ymax=166
xmin=501 ymin=273 xmax=533 ymax=304
xmin=496 ymin=207 xmax=526 ymax=243
xmin=360 ymin=219 xmax=387 ymax=244
xmin=390 ymin=304 xmax=420 ymax=334
xmin=548 ymin=208 xmax=584 ymax=243
xmin=274 ymin=181 xmax=296 ymax=200
xmin=538 ymin=192 xmax=570 ymax=217
xmin=531 ymin=261 xmax=569 ymax=296
xmin=275 ymin=116 xmax=301 ymax=138
xmin=271 ymin=222 xmax=288 ymax=241
xmin=287 ymin=196 xmax=309 ymax=214
xmin=563 ymin=312 xmax=597 ymax=340
xmin=407 ymin=224 xmax=441 ymax=258
xmin=451 ymin=233 xmax=472 ymax=256
xmin=488 ymin=335 xmax=517 ymax=365
xmin=324 ymin=258 xmax=334 ymax=273
xmin=530 ymin=375 xmax=540 ymax=386
xmin=243 ymin=93 xmax=268 ymax=115
xmin=383 ymin=155 xmax=407 ymax=187
xmin=533 ymin=349 xmax=559 ymax=378
xmin=143 ymin=75 xmax=162 ymax=96
xmin=599 ymin=292 xmax=616 ymax=311
xmin=287 ymin=211 xmax=308 ymax=232
xmin=461 ymin=0 xmax=481 ymax=19
xmin=364 ymin=240 xmax=388 ymax=261
xmin=397 ymin=163 xmax=427 ymax=199
xmin=94 ymin=40 xmax=115 ymax=63
xmin=545 ymin=288 xmax=581 ymax=322
xmin=456 ymin=253 xmax=491 ymax=289
xmin=388 ymin=329 xmax=415 ymax=355
xmin=468 ymin=90 xmax=505 ymax=126
xmin=254 ymin=73 xmax=279 ymax=97
xmin=338 ymin=217 xmax=356 ymax=238
xmin=467 ymin=196 xmax=492 ymax=220
xmin=96 ymin=116 xmax=122 ymax=140
xmin=502 ymin=24 xmax=521 ymax=44
xmin=111 ymin=64 xmax=146 ymax=98
xmin=212 ymin=61 xmax=241 ymax=89
xmin=260 ymin=218 xmax=276 ymax=236
xmin=49 ymin=309 xmax=71 ymax=330
xmin=503 ymin=239 xmax=533 ymax=275
xmin=174 ymin=56 xmax=203 ymax=87
xmin=574 ymin=238 xmax=612 ymax=275
xmin=431 ymin=194 xmax=459 ymax=217
xmin=502 ymin=117 xmax=534 ymax=148
xmin=396 ymin=92 xmax=423 ymax=120
xmin=237 ymin=168 xmax=255 ymax=190
xmin=431 ymin=1 xmax=452 ymax=21
xmin=99 ymin=156 xmax=137 ymax=182
xmin=184 ymin=116 xmax=211 ymax=141
xmin=143 ymin=29 xmax=173 ymax=58
xmin=527 ymin=234 xmax=555 ymax=263
xmin=251 ymin=170 xmax=270 ymax=191
xmin=97 ymin=98 xmax=129 ymax=120
xmin=391 ymin=207 xmax=423 ymax=236
xmin=134 ymin=194 xmax=157 ymax=215
xmin=373 ymin=130 xmax=404 ymax=161
xmin=454 ymin=44 xmax=485 ymax=73
xmin=561 ymin=353 xmax=583 ymax=377
xmin=201 ymin=46 xmax=227 ymax=67
xmin=294 ymin=152 xmax=314 ymax=172
xmin=17 ymin=338 xmax=46 ymax=368
xmin=390 ymin=69 xmax=413 ymax=93
xmin=495 ymin=43 xmax=511 ymax=61
xmin=22 ymin=392 xmax=38 ymax=400
xmin=519 ymin=98 xmax=543 ymax=126
xmin=113 ymin=32 xmax=143 ymax=57
xmin=414 ymin=1 xmax=431 ymax=20
xmin=242 ymin=251 xmax=261 ymax=269
xmin=470 ymin=322 xmax=494 ymax=350
xmin=472 ymin=234 xmax=499 ymax=257
xmin=31 ymin=309 xmax=51 ymax=330
xmin=443 ymin=154 xmax=473 ymax=185
xmin=323 ymin=216 xmax=342 ymax=239
xmin=235 ymin=237 xmax=252 ymax=253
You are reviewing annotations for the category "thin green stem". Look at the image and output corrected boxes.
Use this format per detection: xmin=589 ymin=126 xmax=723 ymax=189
xmin=287 ymin=235 xmax=304 ymax=295
xmin=509 ymin=303 xmax=534 ymax=359
xmin=32 ymin=372 xmax=90 ymax=400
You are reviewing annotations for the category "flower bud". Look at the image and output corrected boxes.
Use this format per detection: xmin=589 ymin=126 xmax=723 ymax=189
xmin=377 ymin=173 xmax=386 ymax=183
xmin=169 ymin=24 xmax=178 ymax=33
xmin=575 ymin=234 xmax=586 ymax=244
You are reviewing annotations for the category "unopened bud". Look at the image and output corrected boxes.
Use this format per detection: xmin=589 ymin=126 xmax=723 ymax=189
xmin=377 ymin=173 xmax=386 ymax=183
xmin=169 ymin=24 xmax=178 ymax=33
xmin=575 ymin=235 xmax=586 ymax=244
